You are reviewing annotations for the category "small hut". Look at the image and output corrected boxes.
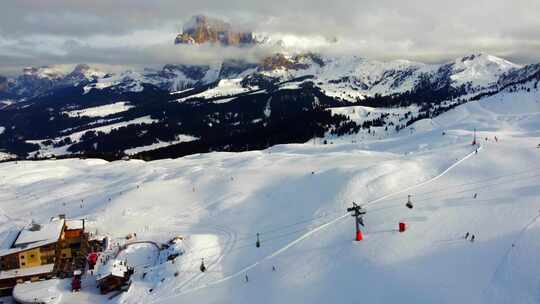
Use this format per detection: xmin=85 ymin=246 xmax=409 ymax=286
xmin=96 ymin=259 xmax=132 ymax=294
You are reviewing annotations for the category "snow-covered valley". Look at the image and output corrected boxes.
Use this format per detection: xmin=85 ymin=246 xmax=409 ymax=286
xmin=0 ymin=85 xmax=539 ymax=303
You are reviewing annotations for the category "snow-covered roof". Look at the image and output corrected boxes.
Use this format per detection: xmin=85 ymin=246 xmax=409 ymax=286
xmin=0 ymin=219 xmax=64 ymax=257
xmin=96 ymin=259 xmax=128 ymax=281
xmin=13 ymin=277 xmax=62 ymax=304
xmin=65 ymin=219 xmax=84 ymax=230
xmin=0 ymin=263 xmax=54 ymax=280
xmin=14 ymin=219 xmax=64 ymax=247
xmin=0 ymin=229 xmax=21 ymax=251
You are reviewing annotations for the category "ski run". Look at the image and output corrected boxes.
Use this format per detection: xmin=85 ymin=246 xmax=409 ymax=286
xmin=0 ymin=86 xmax=539 ymax=303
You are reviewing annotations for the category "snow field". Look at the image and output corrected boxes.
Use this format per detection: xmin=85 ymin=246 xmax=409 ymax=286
xmin=0 ymin=85 xmax=539 ymax=303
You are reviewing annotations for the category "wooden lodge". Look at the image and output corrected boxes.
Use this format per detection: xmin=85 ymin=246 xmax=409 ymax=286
xmin=0 ymin=215 xmax=89 ymax=295
xmin=96 ymin=259 xmax=133 ymax=294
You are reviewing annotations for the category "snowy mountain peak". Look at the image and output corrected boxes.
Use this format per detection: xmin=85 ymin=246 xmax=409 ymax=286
xmin=449 ymin=53 xmax=522 ymax=88
xmin=22 ymin=66 xmax=65 ymax=80
xmin=65 ymin=64 xmax=106 ymax=83
xmin=456 ymin=53 xmax=520 ymax=69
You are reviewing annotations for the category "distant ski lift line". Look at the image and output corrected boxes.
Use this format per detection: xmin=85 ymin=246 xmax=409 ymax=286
xmin=395 ymin=165 xmax=540 ymax=199
xmin=149 ymin=147 xmax=481 ymax=303
xmin=158 ymin=170 xmax=540 ymax=268
xmin=118 ymin=149 xmax=540 ymax=262
xmin=179 ymin=166 xmax=540 ymax=262
xmin=229 ymin=163 xmax=540 ymax=241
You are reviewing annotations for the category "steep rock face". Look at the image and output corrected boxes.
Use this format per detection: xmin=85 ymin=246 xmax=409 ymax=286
xmin=63 ymin=64 xmax=105 ymax=84
xmin=11 ymin=66 xmax=65 ymax=97
xmin=174 ymin=15 xmax=256 ymax=46
xmin=218 ymin=59 xmax=258 ymax=79
xmin=259 ymin=54 xmax=313 ymax=71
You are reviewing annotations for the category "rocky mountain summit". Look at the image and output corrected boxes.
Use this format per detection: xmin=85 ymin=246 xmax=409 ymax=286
xmin=174 ymin=15 xmax=256 ymax=46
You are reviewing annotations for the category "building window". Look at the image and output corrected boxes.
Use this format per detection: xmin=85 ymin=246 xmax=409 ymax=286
xmin=30 ymin=254 xmax=35 ymax=258
xmin=21 ymin=262 xmax=26 ymax=266
xmin=20 ymin=256 xmax=25 ymax=259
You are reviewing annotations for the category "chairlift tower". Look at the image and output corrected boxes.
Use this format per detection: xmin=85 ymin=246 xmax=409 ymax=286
xmin=347 ymin=202 xmax=366 ymax=241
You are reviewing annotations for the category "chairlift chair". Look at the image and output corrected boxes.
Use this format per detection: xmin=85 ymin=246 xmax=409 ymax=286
xmin=406 ymin=195 xmax=413 ymax=209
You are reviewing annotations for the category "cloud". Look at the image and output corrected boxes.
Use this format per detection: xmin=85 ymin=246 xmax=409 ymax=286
xmin=0 ymin=0 xmax=539 ymax=75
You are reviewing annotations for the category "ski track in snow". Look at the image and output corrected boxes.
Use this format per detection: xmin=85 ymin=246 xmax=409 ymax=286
xmin=151 ymin=146 xmax=480 ymax=303
xmin=482 ymin=212 xmax=540 ymax=298
xmin=2 ymin=83 xmax=539 ymax=303
xmin=172 ymin=225 xmax=237 ymax=293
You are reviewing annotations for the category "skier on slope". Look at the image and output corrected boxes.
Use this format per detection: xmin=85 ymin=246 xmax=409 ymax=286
xmin=470 ymin=235 xmax=475 ymax=242
xmin=465 ymin=232 xmax=470 ymax=239
xmin=200 ymin=259 xmax=207 ymax=273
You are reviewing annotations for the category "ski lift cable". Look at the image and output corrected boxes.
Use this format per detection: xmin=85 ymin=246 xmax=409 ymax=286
xmin=182 ymin=212 xmax=348 ymax=254
xmin=191 ymin=148 xmax=488 ymax=253
xmin=367 ymin=169 xmax=540 ymax=210
xmin=368 ymin=172 xmax=540 ymax=213
xmin=149 ymin=148 xmax=480 ymax=303
xmin=165 ymin=225 xmax=328 ymax=272
xmin=233 ymin=210 xmax=346 ymax=238
xmin=181 ymin=222 xmax=338 ymax=259
xmin=161 ymin=170 xmax=539 ymax=273
xmin=178 ymin=211 xmax=352 ymax=264
xmin=411 ymin=172 xmax=540 ymax=204
xmin=396 ymin=167 xmax=540 ymax=200
xmin=178 ymin=230 xmax=356 ymax=271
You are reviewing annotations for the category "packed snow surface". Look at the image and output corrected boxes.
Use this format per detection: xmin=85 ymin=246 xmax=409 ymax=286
xmin=13 ymin=279 xmax=62 ymax=304
xmin=0 ymin=86 xmax=539 ymax=303
xmin=124 ymin=135 xmax=199 ymax=155
xmin=176 ymin=79 xmax=257 ymax=103
xmin=62 ymin=102 xmax=133 ymax=118
xmin=0 ymin=152 xmax=15 ymax=161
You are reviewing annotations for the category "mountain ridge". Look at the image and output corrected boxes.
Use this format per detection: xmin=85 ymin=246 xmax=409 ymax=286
xmin=1 ymin=51 xmax=539 ymax=161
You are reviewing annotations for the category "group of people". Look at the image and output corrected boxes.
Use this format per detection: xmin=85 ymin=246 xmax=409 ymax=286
xmin=464 ymin=232 xmax=476 ymax=242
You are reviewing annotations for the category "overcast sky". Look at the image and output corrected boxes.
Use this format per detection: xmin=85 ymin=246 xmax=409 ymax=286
xmin=1 ymin=0 xmax=539 ymax=75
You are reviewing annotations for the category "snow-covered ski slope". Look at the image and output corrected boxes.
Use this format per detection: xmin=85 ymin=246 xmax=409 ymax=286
xmin=0 ymin=86 xmax=539 ymax=304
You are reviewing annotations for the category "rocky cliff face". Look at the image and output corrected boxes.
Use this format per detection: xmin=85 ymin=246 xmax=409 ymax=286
xmin=175 ymin=15 xmax=256 ymax=46
xmin=259 ymin=54 xmax=315 ymax=71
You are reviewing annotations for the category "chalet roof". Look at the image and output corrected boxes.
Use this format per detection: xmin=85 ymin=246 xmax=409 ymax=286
xmin=0 ymin=219 xmax=64 ymax=257
xmin=14 ymin=219 xmax=64 ymax=247
xmin=96 ymin=259 xmax=128 ymax=281
xmin=0 ymin=263 xmax=54 ymax=280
